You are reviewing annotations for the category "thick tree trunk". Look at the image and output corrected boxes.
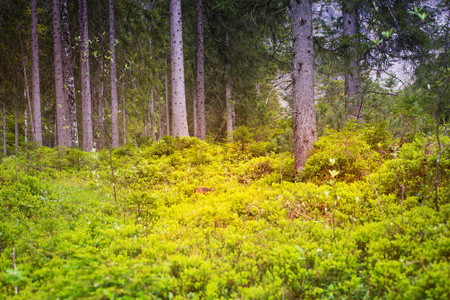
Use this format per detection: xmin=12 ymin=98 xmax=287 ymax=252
xmin=31 ymin=0 xmax=42 ymax=145
xmin=53 ymin=0 xmax=70 ymax=147
xmin=79 ymin=0 xmax=94 ymax=151
xmin=170 ymin=0 xmax=189 ymax=137
xmin=165 ymin=54 xmax=170 ymax=136
xmin=342 ymin=3 xmax=362 ymax=121
xmin=290 ymin=0 xmax=317 ymax=171
xmin=109 ymin=0 xmax=119 ymax=148
xmin=61 ymin=0 xmax=79 ymax=148
xmin=226 ymin=64 xmax=233 ymax=139
xmin=196 ymin=0 xmax=206 ymax=140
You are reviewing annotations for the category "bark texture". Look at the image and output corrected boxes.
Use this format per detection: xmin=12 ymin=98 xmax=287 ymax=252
xmin=196 ymin=0 xmax=206 ymax=140
xmin=342 ymin=3 xmax=362 ymax=121
xmin=110 ymin=0 xmax=119 ymax=148
xmin=290 ymin=0 xmax=317 ymax=171
xmin=79 ymin=0 xmax=94 ymax=151
xmin=53 ymin=0 xmax=70 ymax=147
xmin=61 ymin=0 xmax=79 ymax=147
xmin=31 ymin=0 xmax=42 ymax=145
xmin=170 ymin=0 xmax=189 ymax=137
xmin=226 ymin=64 xmax=233 ymax=139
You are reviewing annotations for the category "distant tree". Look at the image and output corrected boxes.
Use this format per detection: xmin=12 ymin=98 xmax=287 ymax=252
xmin=79 ymin=0 xmax=94 ymax=151
xmin=169 ymin=0 xmax=189 ymax=137
xmin=31 ymin=0 xmax=42 ymax=145
xmin=290 ymin=0 xmax=317 ymax=171
xmin=110 ymin=0 xmax=120 ymax=148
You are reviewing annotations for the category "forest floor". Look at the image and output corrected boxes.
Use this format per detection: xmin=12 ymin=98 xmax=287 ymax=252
xmin=1 ymin=126 xmax=449 ymax=299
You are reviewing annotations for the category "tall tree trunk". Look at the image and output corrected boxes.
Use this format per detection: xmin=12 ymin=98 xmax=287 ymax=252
xmin=342 ymin=3 xmax=362 ymax=121
xmin=122 ymin=76 xmax=127 ymax=144
xmin=165 ymin=54 xmax=170 ymax=136
xmin=61 ymin=0 xmax=79 ymax=147
xmin=21 ymin=45 xmax=34 ymax=141
xmin=24 ymin=109 xmax=28 ymax=143
xmin=170 ymin=0 xmax=189 ymax=137
xmin=226 ymin=63 xmax=233 ymax=139
xmin=193 ymin=82 xmax=198 ymax=137
xmin=3 ymin=103 xmax=6 ymax=156
xmin=79 ymin=0 xmax=94 ymax=151
xmin=157 ymin=80 xmax=162 ymax=140
xmin=31 ymin=0 xmax=42 ymax=145
xmin=109 ymin=0 xmax=119 ymax=148
xmin=15 ymin=105 xmax=18 ymax=152
xmin=290 ymin=0 xmax=317 ymax=171
xmin=196 ymin=0 xmax=206 ymax=140
xmin=98 ymin=60 xmax=105 ymax=149
xmin=149 ymin=23 xmax=156 ymax=141
xmin=53 ymin=0 xmax=70 ymax=147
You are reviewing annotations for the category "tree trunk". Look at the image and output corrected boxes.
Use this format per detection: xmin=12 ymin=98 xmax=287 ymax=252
xmin=31 ymin=0 xmax=42 ymax=145
xmin=165 ymin=54 xmax=170 ymax=136
xmin=53 ymin=0 xmax=70 ymax=147
xmin=290 ymin=0 xmax=317 ymax=171
xmin=3 ymin=103 xmax=6 ymax=156
xmin=193 ymin=82 xmax=198 ymax=137
xmin=98 ymin=60 xmax=105 ymax=149
xmin=342 ymin=3 xmax=362 ymax=121
xmin=121 ymin=76 xmax=127 ymax=144
xmin=157 ymin=81 xmax=163 ymax=140
xmin=196 ymin=0 xmax=206 ymax=140
xmin=24 ymin=109 xmax=28 ymax=143
xmin=109 ymin=0 xmax=119 ymax=148
xmin=170 ymin=0 xmax=189 ymax=137
xmin=61 ymin=0 xmax=79 ymax=147
xmin=226 ymin=63 xmax=233 ymax=139
xmin=79 ymin=0 xmax=94 ymax=151
xmin=21 ymin=46 xmax=34 ymax=141
xmin=15 ymin=105 xmax=18 ymax=152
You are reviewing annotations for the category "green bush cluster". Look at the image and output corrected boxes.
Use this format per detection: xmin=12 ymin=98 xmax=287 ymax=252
xmin=0 ymin=125 xmax=449 ymax=299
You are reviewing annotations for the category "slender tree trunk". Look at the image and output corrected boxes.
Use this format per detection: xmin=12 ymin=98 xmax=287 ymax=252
xmin=157 ymin=80 xmax=162 ymax=140
xmin=79 ymin=0 xmax=94 ymax=151
xmin=61 ymin=0 xmax=79 ymax=147
xmin=98 ymin=60 xmax=105 ymax=148
xmin=193 ymin=82 xmax=198 ymax=137
xmin=53 ymin=0 xmax=70 ymax=147
xmin=122 ymin=76 xmax=127 ymax=144
xmin=21 ymin=45 xmax=34 ymax=141
xmin=15 ymin=105 xmax=18 ymax=152
xmin=196 ymin=0 xmax=206 ymax=140
xmin=342 ymin=3 xmax=362 ymax=121
xmin=290 ymin=0 xmax=317 ymax=171
xmin=226 ymin=63 xmax=233 ymax=139
xmin=3 ymin=103 xmax=6 ymax=156
xmin=109 ymin=0 xmax=119 ymax=148
xmin=24 ymin=109 xmax=28 ymax=143
xmin=165 ymin=54 xmax=170 ymax=136
xmin=31 ymin=0 xmax=42 ymax=145
xmin=170 ymin=0 xmax=189 ymax=137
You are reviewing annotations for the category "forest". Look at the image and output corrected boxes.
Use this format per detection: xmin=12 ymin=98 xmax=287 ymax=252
xmin=0 ymin=0 xmax=449 ymax=299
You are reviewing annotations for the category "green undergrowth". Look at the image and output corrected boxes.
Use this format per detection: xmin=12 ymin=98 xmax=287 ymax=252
xmin=0 ymin=126 xmax=449 ymax=299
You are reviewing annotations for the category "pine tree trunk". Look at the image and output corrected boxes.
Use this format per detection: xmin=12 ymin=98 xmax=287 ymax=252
xmin=109 ymin=0 xmax=119 ymax=148
xmin=15 ymin=105 xmax=18 ymax=152
xmin=226 ymin=63 xmax=233 ymax=139
xmin=170 ymin=0 xmax=189 ymax=137
xmin=196 ymin=0 xmax=206 ymax=140
xmin=61 ymin=0 xmax=79 ymax=148
xmin=122 ymin=77 xmax=127 ymax=144
xmin=3 ymin=103 xmax=6 ymax=156
xmin=31 ymin=0 xmax=42 ymax=145
xmin=79 ymin=0 xmax=94 ymax=151
xmin=165 ymin=54 xmax=170 ymax=136
xmin=53 ymin=0 xmax=70 ymax=147
xmin=24 ymin=109 xmax=28 ymax=143
xmin=290 ymin=0 xmax=317 ymax=171
xmin=342 ymin=3 xmax=362 ymax=121
xmin=21 ymin=49 xmax=34 ymax=141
